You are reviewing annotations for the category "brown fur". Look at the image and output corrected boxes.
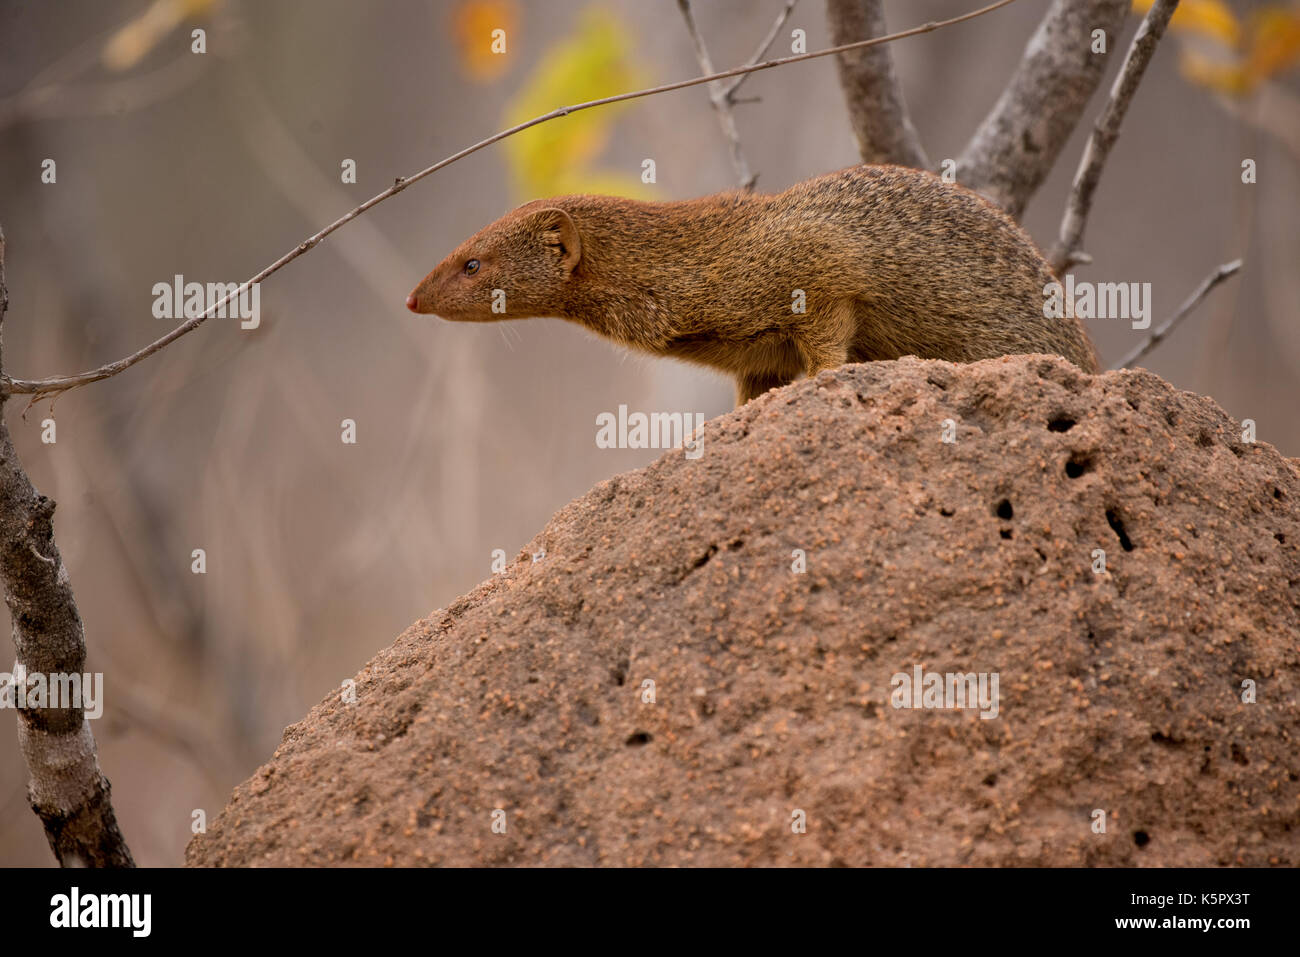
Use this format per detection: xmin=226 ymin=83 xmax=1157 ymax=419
xmin=407 ymin=165 xmax=1099 ymax=405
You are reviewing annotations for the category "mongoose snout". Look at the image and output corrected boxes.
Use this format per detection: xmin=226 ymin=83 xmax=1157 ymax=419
xmin=407 ymin=205 xmax=580 ymax=322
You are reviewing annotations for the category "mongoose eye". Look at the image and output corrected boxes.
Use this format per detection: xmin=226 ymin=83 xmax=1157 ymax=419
xmin=464 ymin=259 xmax=480 ymax=276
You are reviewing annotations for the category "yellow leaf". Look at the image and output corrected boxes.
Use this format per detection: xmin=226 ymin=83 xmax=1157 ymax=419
xmin=1242 ymin=7 xmax=1300 ymax=86
xmin=547 ymin=170 xmax=647 ymax=199
xmin=103 ymin=0 xmax=219 ymax=71
xmin=1134 ymin=0 xmax=1242 ymax=48
xmin=1178 ymin=47 xmax=1251 ymax=94
xmin=503 ymin=6 xmax=648 ymax=200
xmin=452 ymin=0 xmax=518 ymax=82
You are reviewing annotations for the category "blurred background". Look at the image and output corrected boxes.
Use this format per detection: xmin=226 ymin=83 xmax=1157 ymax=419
xmin=0 ymin=0 xmax=1296 ymax=865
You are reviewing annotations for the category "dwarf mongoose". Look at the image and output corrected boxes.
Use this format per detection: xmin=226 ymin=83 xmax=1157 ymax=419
xmin=406 ymin=165 xmax=1098 ymax=405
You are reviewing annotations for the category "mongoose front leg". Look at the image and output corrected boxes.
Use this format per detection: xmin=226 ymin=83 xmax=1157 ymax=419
xmin=797 ymin=299 xmax=856 ymax=379
xmin=736 ymin=370 xmax=792 ymax=406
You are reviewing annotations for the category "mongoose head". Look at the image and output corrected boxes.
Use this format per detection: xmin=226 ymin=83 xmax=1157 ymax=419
xmin=406 ymin=203 xmax=582 ymax=321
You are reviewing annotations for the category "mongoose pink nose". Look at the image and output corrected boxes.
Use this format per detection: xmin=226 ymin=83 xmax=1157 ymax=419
xmin=405 ymin=293 xmax=418 ymax=311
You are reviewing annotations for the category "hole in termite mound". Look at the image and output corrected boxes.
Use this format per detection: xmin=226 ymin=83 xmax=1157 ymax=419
xmin=1106 ymin=509 xmax=1134 ymax=551
xmin=1065 ymin=453 xmax=1093 ymax=478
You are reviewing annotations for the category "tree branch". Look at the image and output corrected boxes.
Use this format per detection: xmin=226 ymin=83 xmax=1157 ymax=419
xmin=1 ymin=0 xmax=1017 ymax=404
xmin=825 ymin=0 xmax=930 ymax=169
xmin=0 ymin=225 xmax=135 ymax=867
xmin=720 ymin=0 xmax=798 ymax=101
xmin=676 ymin=0 xmax=757 ymax=189
xmin=0 ymin=48 xmax=211 ymax=131
xmin=1113 ymin=259 xmax=1242 ymax=370
xmin=1049 ymin=0 xmax=1180 ymax=274
xmin=957 ymin=0 xmax=1129 ymax=219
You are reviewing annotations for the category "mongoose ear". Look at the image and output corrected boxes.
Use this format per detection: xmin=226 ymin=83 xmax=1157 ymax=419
xmin=533 ymin=208 xmax=582 ymax=277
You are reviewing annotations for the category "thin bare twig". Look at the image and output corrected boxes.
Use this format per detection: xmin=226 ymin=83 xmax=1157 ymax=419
xmin=721 ymin=0 xmax=799 ymax=100
xmin=2 ymin=0 xmax=1017 ymax=404
xmin=1049 ymin=0 xmax=1180 ymax=274
xmin=1113 ymin=259 xmax=1243 ymax=370
xmin=0 ymin=50 xmax=210 ymax=130
xmin=0 ymin=6 xmax=236 ymax=132
xmin=826 ymin=0 xmax=930 ymax=169
xmin=676 ymin=0 xmax=756 ymax=189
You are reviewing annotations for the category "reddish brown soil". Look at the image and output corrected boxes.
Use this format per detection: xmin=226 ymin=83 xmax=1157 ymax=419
xmin=187 ymin=355 xmax=1300 ymax=866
